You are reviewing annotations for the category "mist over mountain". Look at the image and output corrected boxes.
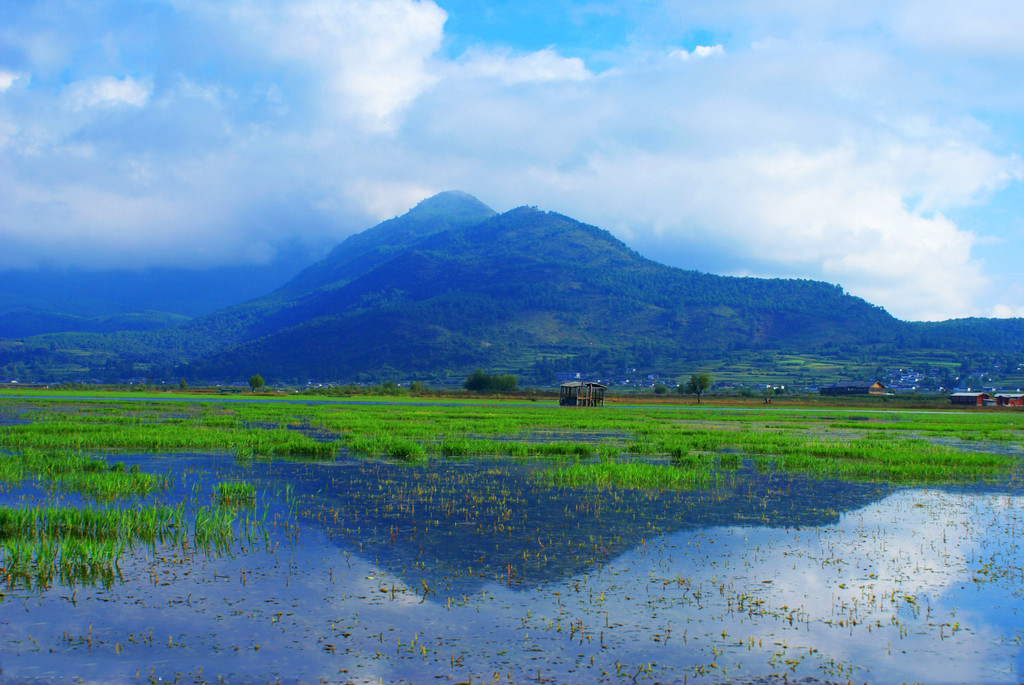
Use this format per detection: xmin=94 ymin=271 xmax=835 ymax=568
xmin=0 ymin=245 xmax=323 ymax=338
xmin=2 ymin=192 xmax=1023 ymax=386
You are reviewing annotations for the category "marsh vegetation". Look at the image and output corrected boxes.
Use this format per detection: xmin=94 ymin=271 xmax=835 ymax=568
xmin=0 ymin=394 xmax=1022 ymax=682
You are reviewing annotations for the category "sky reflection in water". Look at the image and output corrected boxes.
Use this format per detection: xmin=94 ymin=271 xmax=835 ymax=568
xmin=1 ymin=453 xmax=1022 ymax=684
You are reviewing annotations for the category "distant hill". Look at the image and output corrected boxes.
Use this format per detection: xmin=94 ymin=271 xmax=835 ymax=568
xmin=1 ymin=191 xmax=1023 ymax=385
xmin=0 ymin=308 xmax=190 ymax=339
xmin=0 ymin=246 xmax=321 ymax=338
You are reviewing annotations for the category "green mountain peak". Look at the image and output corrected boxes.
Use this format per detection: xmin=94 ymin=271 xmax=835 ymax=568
xmin=406 ymin=191 xmax=494 ymax=220
xmin=276 ymin=191 xmax=496 ymax=298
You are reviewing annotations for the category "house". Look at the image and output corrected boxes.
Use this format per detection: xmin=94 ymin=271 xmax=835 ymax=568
xmin=559 ymin=381 xmax=606 ymax=407
xmin=950 ymin=392 xmax=989 ymax=406
xmin=819 ymin=380 xmax=886 ymax=396
xmin=995 ymin=393 xmax=1024 ymax=407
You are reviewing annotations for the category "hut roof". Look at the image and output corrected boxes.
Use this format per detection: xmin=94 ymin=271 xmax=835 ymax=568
xmin=821 ymin=380 xmax=884 ymax=389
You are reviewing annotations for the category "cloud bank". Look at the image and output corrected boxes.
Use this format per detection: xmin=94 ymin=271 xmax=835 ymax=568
xmin=0 ymin=0 xmax=1022 ymax=320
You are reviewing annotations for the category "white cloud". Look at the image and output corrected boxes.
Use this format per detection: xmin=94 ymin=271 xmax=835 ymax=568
xmin=0 ymin=180 xmax=183 ymax=269
xmin=525 ymin=138 xmax=1000 ymax=320
xmin=226 ymin=0 xmax=448 ymax=133
xmin=0 ymin=71 xmax=22 ymax=149
xmin=991 ymin=304 xmax=1024 ymax=318
xmin=64 ymin=76 xmax=152 ymax=110
xmin=893 ymin=0 xmax=1024 ymax=57
xmin=1 ymin=0 xmax=1023 ymax=319
xmin=0 ymin=70 xmax=21 ymax=93
xmin=669 ymin=44 xmax=724 ymax=60
xmin=458 ymin=48 xmax=592 ymax=85
xmin=692 ymin=44 xmax=724 ymax=58
xmin=419 ymin=37 xmax=1019 ymax=319
xmin=345 ymin=179 xmax=440 ymax=221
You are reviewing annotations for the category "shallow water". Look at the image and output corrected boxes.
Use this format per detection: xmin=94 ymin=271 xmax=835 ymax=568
xmin=1 ymin=452 xmax=1023 ymax=683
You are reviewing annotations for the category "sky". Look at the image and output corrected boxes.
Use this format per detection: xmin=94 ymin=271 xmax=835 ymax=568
xmin=1 ymin=0 xmax=1023 ymax=322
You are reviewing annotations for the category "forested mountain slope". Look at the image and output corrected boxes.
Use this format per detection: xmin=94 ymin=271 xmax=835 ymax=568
xmin=170 ymin=191 xmax=499 ymax=356
xmin=2 ymin=191 xmax=1022 ymax=385
xmin=183 ymin=204 xmax=905 ymax=382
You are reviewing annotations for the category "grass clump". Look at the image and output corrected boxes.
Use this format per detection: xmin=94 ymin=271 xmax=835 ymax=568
xmin=0 ymin=504 xmax=186 ymax=589
xmin=384 ymin=438 xmax=427 ymax=462
xmin=347 ymin=434 xmax=427 ymax=462
xmin=191 ymin=506 xmax=238 ymax=553
xmin=771 ymin=437 xmax=1017 ymax=484
xmin=216 ymin=481 xmax=257 ymax=506
xmin=0 ymin=448 xmax=160 ymax=499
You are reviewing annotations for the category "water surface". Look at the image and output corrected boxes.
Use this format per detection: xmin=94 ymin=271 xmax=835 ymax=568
xmin=1 ymin=452 xmax=1022 ymax=683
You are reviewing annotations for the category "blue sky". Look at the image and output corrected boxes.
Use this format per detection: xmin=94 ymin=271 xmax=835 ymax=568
xmin=1 ymin=0 xmax=1023 ymax=321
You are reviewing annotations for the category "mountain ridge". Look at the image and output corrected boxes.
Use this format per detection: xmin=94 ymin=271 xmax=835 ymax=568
xmin=2 ymin=191 xmax=1022 ymax=386
xmin=182 ymin=200 xmax=910 ymax=382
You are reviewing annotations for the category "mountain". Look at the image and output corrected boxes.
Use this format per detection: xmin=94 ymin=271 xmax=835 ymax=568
xmin=0 ymin=247 xmax=322 ymax=338
xmin=278 ymin=190 xmax=497 ymax=298
xmin=153 ymin=190 xmax=500 ymax=359
xmin=185 ymin=204 xmax=906 ymax=382
xmin=2 ymin=191 xmax=1023 ymax=386
xmin=0 ymin=308 xmax=190 ymax=339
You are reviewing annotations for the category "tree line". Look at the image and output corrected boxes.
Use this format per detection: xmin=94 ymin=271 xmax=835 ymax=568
xmin=463 ymin=369 xmax=518 ymax=392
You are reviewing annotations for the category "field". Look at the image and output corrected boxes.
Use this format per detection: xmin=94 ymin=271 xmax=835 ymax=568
xmin=1 ymin=392 xmax=1022 ymax=683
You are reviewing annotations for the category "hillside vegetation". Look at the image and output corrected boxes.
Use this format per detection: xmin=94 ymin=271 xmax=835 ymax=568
xmin=2 ymin=192 xmax=1023 ymax=386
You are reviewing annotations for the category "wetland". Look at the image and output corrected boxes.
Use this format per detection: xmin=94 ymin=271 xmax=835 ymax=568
xmin=0 ymin=394 xmax=1023 ymax=683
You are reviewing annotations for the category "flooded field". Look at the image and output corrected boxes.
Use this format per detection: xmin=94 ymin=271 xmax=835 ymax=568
xmin=1 ymin=396 xmax=1023 ymax=683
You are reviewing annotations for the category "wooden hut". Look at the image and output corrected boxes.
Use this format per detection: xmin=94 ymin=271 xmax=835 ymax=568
xmin=950 ymin=392 xmax=989 ymax=406
xmin=995 ymin=393 xmax=1024 ymax=407
xmin=819 ymin=380 xmax=886 ymax=396
xmin=559 ymin=381 xmax=606 ymax=407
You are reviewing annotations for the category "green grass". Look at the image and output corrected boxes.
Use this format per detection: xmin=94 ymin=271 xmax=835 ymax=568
xmin=0 ymin=504 xmax=185 ymax=541
xmin=0 ymin=504 xmax=182 ymax=588
xmin=2 ymin=394 xmax=1022 ymax=488
xmin=0 ymin=393 xmax=1021 ymax=591
xmin=216 ymin=481 xmax=256 ymax=505
xmin=0 ymin=502 xmax=259 ymax=589
xmin=0 ymin=448 xmax=161 ymax=499
xmin=1 ymin=414 xmax=338 ymax=458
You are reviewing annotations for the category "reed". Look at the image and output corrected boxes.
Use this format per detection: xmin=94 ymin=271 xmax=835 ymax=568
xmin=537 ymin=462 xmax=724 ymax=490
xmin=192 ymin=506 xmax=237 ymax=553
xmin=0 ymin=448 xmax=160 ymax=498
xmin=216 ymin=481 xmax=257 ymax=506
xmin=0 ymin=494 xmax=265 ymax=589
xmin=0 ymin=504 xmax=185 ymax=542
xmin=0 ymin=503 xmax=184 ymax=589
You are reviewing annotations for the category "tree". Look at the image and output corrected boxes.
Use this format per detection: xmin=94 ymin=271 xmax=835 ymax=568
xmin=683 ymin=372 xmax=711 ymax=403
xmin=464 ymin=369 xmax=517 ymax=392
xmin=653 ymin=383 xmax=667 ymax=394
xmin=464 ymin=369 xmax=489 ymax=391
xmin=248 ymin=374 xmax=265 ymax=393
xmin=179 ymin=378 xmax=187 ymax=390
